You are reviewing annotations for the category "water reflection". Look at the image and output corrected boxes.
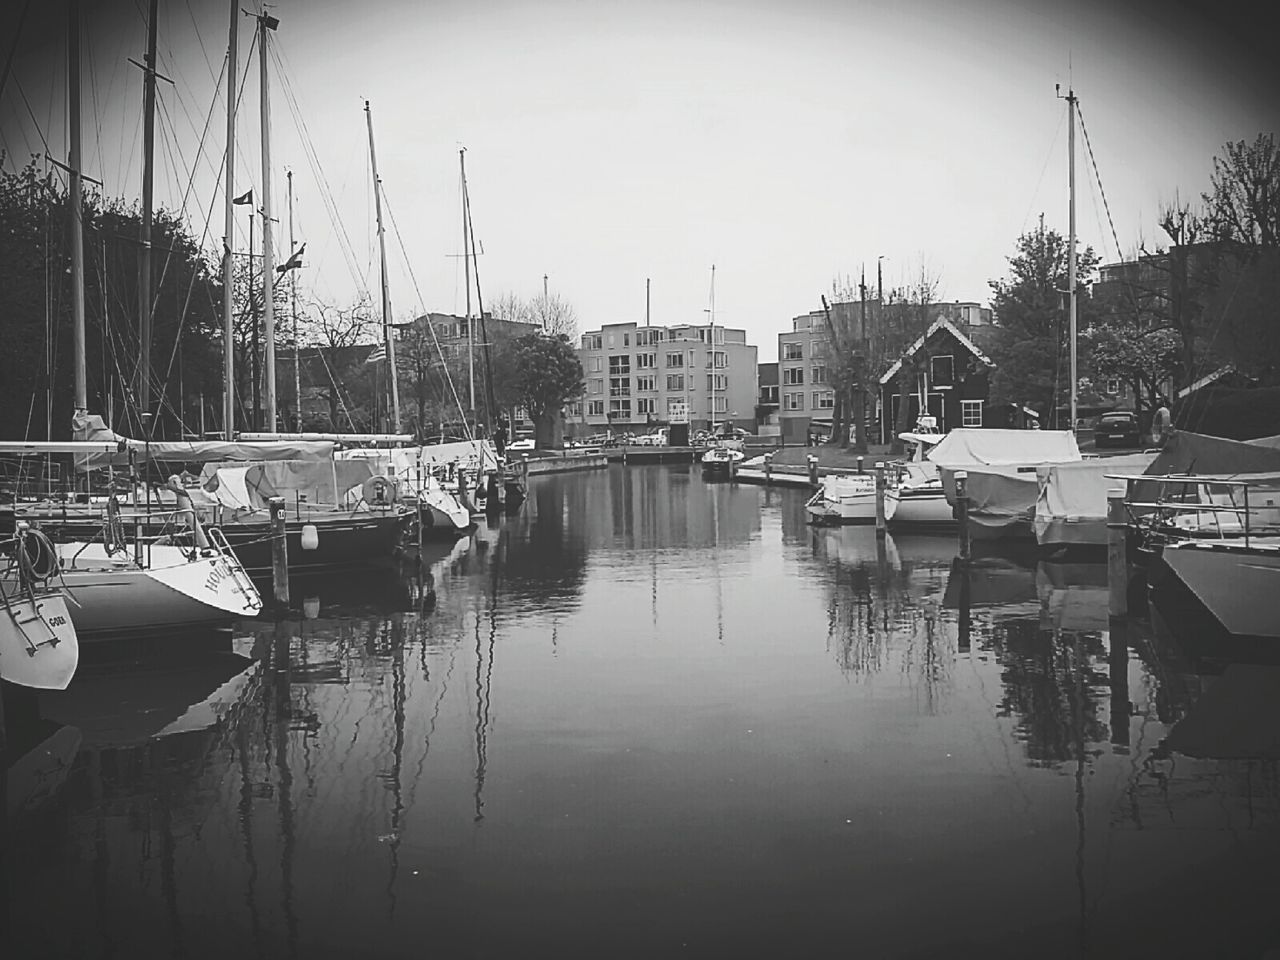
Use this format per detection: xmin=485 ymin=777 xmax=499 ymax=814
xmin=4 ymin=467 xmax=1279 ymax=957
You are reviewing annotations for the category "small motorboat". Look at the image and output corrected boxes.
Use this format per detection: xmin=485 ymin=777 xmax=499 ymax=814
xmin=805 ymin=472 xmax=898 ymax=525
xmin=701 ymin=441 xmax=746 ymax=481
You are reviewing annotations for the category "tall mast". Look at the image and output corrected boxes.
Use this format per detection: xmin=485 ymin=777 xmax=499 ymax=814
xmin=288 ymin=169 xmax=300 ymax=430
xmin=645 ymin=277 xmax=650 ymax=327
xmin=365 ymin=100 xmax=399 ymax=432
xmin=69 ymin=0 xmax=86 ymax=417
xmin=1066 ymin=87 xmax=1078 ymax=433
xmin=463 ymin=173 xmax=496 ymax=429
xmin=137 ymin=0 xmax=157 ymax=424
xmin=259 ymin=11 xmax=278 ymax=431
xmin=708 ymin=264 xmax=715 ymax=430
xmin=221 ymin=0 xmax=237 ymax=438
xmin=461 ymin=148 xmax=474 ymax=417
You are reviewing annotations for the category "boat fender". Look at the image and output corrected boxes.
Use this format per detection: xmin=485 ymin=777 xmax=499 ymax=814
xmin=362 ymin=475 xmax=399 ymax=508
xmin=17 ymin=527 xmax=59 ymax=583
xmin=300 ymin=524 xmax=320 ymax=551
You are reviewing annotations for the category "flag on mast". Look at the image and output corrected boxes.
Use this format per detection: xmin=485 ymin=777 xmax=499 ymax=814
xmin=232 ymin=189 xmax=253 ymax=205
xmin=276 ymin=242 xmax=306 ymax=273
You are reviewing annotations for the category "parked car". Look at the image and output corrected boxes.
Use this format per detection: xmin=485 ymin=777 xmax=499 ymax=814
xmin=635 ymin=430 xmax=668 ymax=446
xmin=1093 ymin=410 xmax=1140 ymax=448
xmin=507 ymin=437 xmax=535 ymax=452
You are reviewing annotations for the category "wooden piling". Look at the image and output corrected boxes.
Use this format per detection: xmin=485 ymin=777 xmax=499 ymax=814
xmin=1107 ymin=488 xmax=1128 ymax=618
xmin=763 ymin=452 xmax=773 ymax=486
xmin=857 ymin=456 xmax=864 ymax=475
xmin=874 ymin=463 xmax=887 ymax=538
xmin=955 ymin=470 xmax=971 ymax=561
xmin=269 ymin=496 xmax=290 ymax=606
xmin=807 ymin=455 xmax=819 ymax=489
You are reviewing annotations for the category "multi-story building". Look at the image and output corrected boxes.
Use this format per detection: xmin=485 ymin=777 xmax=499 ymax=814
xmin=568 ymin=321 xmax=758 ymax=437
xmin=777 ymin=300 xmax=993 ymax=445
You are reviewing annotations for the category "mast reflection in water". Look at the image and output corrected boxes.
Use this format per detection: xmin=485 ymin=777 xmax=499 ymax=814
xmin=4 ymin=464 xmax=1279 ymax=957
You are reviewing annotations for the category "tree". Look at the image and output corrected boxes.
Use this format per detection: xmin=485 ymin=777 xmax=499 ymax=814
xmin=1203 ymin=133 xmax=1280 ymax=251
xmin=0 ymin=155 xmax=224 ymax=441
xmin=299 ymin=297 xmax=374 ymax=431
xmin=1082 ymin=318 xmax=1180 ymax=415
xmin=491 ymin=289 xmax=579 ymax=338
xmin=509 ymin=333 xmax=585 ymax=448
xmin=988 ymin=216 xmax=1099 ymax=425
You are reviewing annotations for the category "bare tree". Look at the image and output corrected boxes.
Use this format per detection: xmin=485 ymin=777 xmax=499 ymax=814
xmin=300 ymin=296 xmax=373 ymax=431
xmin=1203 ymin=133 xmax=1280 ymax=251
xmin=491 ymin=289 xmax=579 ymax=338
xmin=889 ymin=262 xmax=941 ymax=454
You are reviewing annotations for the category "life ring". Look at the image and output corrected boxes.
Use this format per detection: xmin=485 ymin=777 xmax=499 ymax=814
xmin=18 ymin=528 xmax=59 ymax=583
xmin=362 ymin=475 xmax=399 ymax=507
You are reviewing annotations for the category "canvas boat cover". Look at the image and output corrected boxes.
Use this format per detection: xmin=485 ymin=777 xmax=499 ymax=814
xmin=71 ymin=413 xmax=335 ymax=471
xmin=338 ymin=440 xmax=499 ymax=478
xmin=1126 ymin=431 xmax=1280 ymax=517
xmin=199 ymin=459 xmax=375 ymax=511
xmin=1034 ymin=452 xmax=1158 ymax=547
xmin=927 ymin=428 xmax=1080 ymax=469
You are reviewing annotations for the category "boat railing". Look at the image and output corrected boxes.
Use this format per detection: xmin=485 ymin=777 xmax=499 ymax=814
xmin=1107 ymin=473 xmax=1280 ymax=550
xmin=204 ymin=525 xmax=262 ymax=607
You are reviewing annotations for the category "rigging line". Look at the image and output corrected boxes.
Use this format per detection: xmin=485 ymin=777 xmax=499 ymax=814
xmin=382 ymin=186 xmax=472 ymax=424
xmin=1021 ymin=108 xmax=1065 ymax=237
xmin=12 ymin=77 xmax=55 ymax=176
xmin=1076 ymin=102 xmax=1123 ymax=265
xmin=268 ymin=41 xmax=369 ymax=299
xmin=0 ymin=0 xmax=32 ymax=106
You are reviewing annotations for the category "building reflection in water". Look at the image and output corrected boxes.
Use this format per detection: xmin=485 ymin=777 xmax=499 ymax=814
xmin=3 ymin=467 xmax=1279 ymax=957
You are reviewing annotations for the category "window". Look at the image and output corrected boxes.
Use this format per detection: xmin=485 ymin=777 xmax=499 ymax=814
xmin=589 ymin=356 xmax=603 ymax=373
xmin=609 ymin=377 xmax=630 ymax=397
xmin=783 ymin=367 xmax=804 ymax=385
xmin=636 ymin=330 xmax=649 ymax=346
xmin=567 ymin=402 xmax=582 ymax=418
xmin=636 ymin=375 xmax=656 ymax=392
xmin=589 ymin=378 xmax=603 ymax=395
xmin=1103 ymin=378 xmax=1120 ymax=396
xmin=666 ymin=352 xmax=684 ymax=368
xmin=609 ymin=399 xmax=631 ymax=419
xmin=714 ymin=351 xmax=726 ymax=368
xmin=930 ymin=354 xmax=955 ymax=388
xmin=811 ymin=364 xmax=827 ymax=384
xmin=652 ymin=329 xmax=665 ymax=342
xmin=637 ymin=353 xmax=656 ymax=369
xmin=762 ymin=385 xmax=779 ymax=404
xmin=706 ymin=374 xmax=727 ymax=392
xmin=814 ymin=391 xmax=834 ymax=409
xmin=666 ymin=374 xmax=684 ymax=391
xmin=607 ymin=334 xmax=615 ymax=348
xmin=623 ymin=333 xmax=630 ymax=346
xmin=609 ymin=355 xmax=631 ymax=375
xmin=637 ymin=397 xmax=656 ymax=415
xmin=712 ymin=396 xmax=727 ymax=413
xmin=667 ymin=397 xmax=686 ymax=418
xmin=961 ymin=400 xmax=983 ymax=427
xmin=588 ymin=400 xmax=604 ymax=417
xmin=582 ymin=334 xmax=602 ymax=350
xmin=784 ymin=392 xmax=805 ymax=411
xmin=783 ymin=342 xmax=803 ymax=360
xmin=514 ymin=406 xmax=529 ymax=422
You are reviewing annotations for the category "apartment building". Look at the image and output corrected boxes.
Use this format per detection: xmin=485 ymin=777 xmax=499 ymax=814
xmin=568 ymin=321 xmax=758 ymax=437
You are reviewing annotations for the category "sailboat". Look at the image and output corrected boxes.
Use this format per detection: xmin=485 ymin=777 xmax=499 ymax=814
xmin=0 ymin=0 xmax=263 ymax=638
xmin=1 ymin=523 xmax=78 ymax=690
xmin=698 ymin=265 xmax=746 ymax=481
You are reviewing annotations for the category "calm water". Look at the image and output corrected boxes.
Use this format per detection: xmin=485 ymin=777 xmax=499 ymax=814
xmin=4 ymin=464 xmax=1280 ymax=958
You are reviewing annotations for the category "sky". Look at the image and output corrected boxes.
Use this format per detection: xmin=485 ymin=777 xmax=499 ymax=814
xmin=3 ymin=0 xmax=1277 ymax=361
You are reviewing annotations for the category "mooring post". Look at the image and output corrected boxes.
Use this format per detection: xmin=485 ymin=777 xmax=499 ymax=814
xmin=269 ymin=495 xmax=289 ymax=606
xmin=857 ymin=455 xmax=864 ymax=475
xmin=1107 ymin=488 xmax=1128 ymax=618
xmin=807 ymin=455 xmax=819 ymax=489
xmin=729 ymin=453 xmax=738 ymax=482
xmin=1108 ymin=616 xmax=1131 ymax=749
xmin=956 ymin=556 xmax=972 ymax=653
xmin=763 ymin=452 xmax=773 ymax=486
xmin=874 ymin=462 xmax=887 ymax=538
xmin=955 ymin=470 xmax=971 ymax=561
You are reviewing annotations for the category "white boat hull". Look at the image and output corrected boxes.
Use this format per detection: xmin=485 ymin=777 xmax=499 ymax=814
xmin=806 ymin=475 xmax=898 ymax=525
xmin=0 ymin=591 xmax=78 ymax=689
xmin=887 ymin=484 xmax=954 ymax=525
xmin=11 ymin=542 xmax=264 ymax=639
xmin=1161 ymin=541 xmax=1280 ymax=639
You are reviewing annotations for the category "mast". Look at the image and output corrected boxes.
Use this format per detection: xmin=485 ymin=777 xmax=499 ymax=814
xmin=259 ymin=11 xmax=278 ymax=431
xmin=708 ymin=264 xmax=715 ymax=431
xmin=461 ymin=148 xmax=474 ymax=418
xmin=365 ymin=100 xmax=400 ymax=432
xmin=221 ymin=0 xmax=236 ymax=438
xmin=69 ymin=0 xmax=86 ymax=416
xmin=137 ymin=0 xmax=157 ymax=425
xmin=463 ymin=169 xmax=496 ymax=430
xmin=288 ymin=169 xmax=300 ymax=430
xmin=1066 ymin=87 xmax=1078 ymax=433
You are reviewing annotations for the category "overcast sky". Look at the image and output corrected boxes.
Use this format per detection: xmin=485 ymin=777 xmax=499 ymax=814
xmin=3 ymin=0 xmax=1276 ymax=360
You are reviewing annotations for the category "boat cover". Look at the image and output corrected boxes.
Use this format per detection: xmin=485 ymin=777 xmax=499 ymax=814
xmin=338 ymin=440 xmax=499 ymax=477
xmin=1034 ymin=453 xmax=1158 ymax=547
xmin=199 ymin=459 xmax=374 ymax=510
xmin=71 ymin=414 xmax=335 ymax=471
xmin=927 ymin=428 xmax=1080 ymax=468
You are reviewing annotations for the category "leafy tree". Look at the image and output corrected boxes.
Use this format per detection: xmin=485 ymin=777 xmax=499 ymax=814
xmin=0 ymin=155 xmax=223 ymax=441
xmin=988 ymin=216 xmax=1099 ymax=424
xmin=1082 ymin=318 xmax=1180 ymax=414
xmin=509 ymin=333 xmax=584 ymax=447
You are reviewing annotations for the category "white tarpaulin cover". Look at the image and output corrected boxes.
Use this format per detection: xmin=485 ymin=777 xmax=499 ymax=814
xmin=927 ymin=428 xmax=1080 ymax=469
xmin=1034 ymin=453 xmax=1158 ymax=547
xmin=199 ymin=459 xmax=374 ymax=510
xmin=338 ymin=440 xmax=498 ymax=478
